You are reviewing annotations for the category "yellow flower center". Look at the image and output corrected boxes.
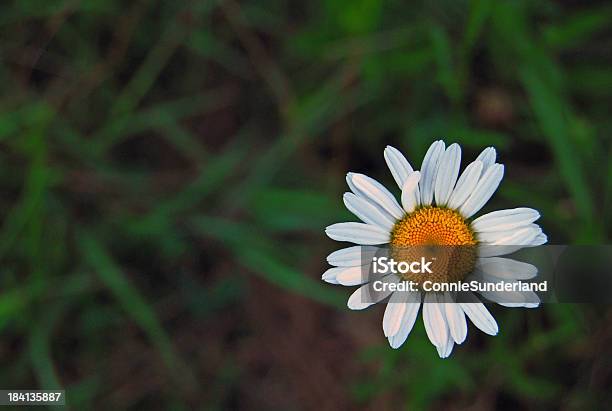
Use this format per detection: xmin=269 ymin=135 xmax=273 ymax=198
xmin=389 ymin=206 xmax=477 ymax=286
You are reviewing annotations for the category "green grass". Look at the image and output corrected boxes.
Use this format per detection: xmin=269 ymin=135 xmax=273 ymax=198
xmin=0 ymin=0 xmax=611 ymax=409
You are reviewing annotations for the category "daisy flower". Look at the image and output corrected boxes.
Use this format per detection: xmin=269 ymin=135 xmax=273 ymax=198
xmin=323 ymin=141 xmax=547 ymax=358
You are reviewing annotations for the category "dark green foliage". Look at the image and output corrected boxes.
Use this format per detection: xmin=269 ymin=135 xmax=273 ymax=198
xmin=0 ymin=0 xmax=610 ymax=409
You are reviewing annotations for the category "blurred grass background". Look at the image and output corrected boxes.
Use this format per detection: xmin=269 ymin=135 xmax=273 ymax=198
xmin=0 ymin=0 xmax=611 ymax=409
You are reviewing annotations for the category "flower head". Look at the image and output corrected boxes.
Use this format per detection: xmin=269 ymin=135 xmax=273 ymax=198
xmin=324 ymin=141 xmax=547 ymax=357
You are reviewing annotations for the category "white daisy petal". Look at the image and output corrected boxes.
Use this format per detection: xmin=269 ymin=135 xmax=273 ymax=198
xmin=480 ymin=288 xmax=528 ymax=307
xmin=348 ymin=173 xmax=404 ymax=220
xmin=388 ymin=292 xmax=422 ymax=349
xmin=437 ymin=333 xmax=455 ymax=358
xmin=347 ymin=276 xmax=399 ymax=310
xmin=347 ymin=285 xmax=375 ymax=310
xmin=478 ymin=224 xmax=543 ymax=256
xmin=343 ymin=193 xmax=396 ymax=232
xmin=321 ymin=267 xmax=341 ymax=284
xmin=478 ymin=245 xmax=525 ymax=257
xmin=325 ymin=222 xmax=390 ymax=245
xmin=522 ymin=290 xmax=541 ymax=308
xmin=384 ymin=145 xmax=414 ymax=189
xmin=447 ymin=160 xmax=483 ymax=209
xmin=346 ymin=172 xmax=359 ymax=196
xmin=432 ymin=295 xmax=455 ymax=358
xmin=476 ymin=147 xmax=496 ymax=172
xmin=336 ymin=266 xmax=368 ymax=286
xmin=345 ymin=173 xmax=398 ymax=223
xmin=513 ymin=290 xmax=541 ymax=308
xmin=401 ymin=171 xmax=421 ymax=213
xmin=475 ymin=231 xmax=507 ymax=244
xmin=476 ymin=257 xmax=538 ymax=280
xmin=472 ymin=208 xmax=540 ymax=233
xmin=327 ymin=246 xmax=377 ymax=267
xmin=475 ymin=245 xmax=501 ymax=257
xmin=443 ymin=293 xmax=467 ymax=344
xmin=383 ymin=292 xmax=407 ymax=337
xmin=459 ymin=164 xmax=505 ymax=218
xmin=419 ymin=140 xmax=445 ymax=205
xmin=490 ymin=224 xmax=541 ymax=245
xmin=477 ymin=223 xmax=543 ymax=244
xmin=459 ymin=292 xmax=498 ymax=335
xmin=477 ymin=226 xmax=542 ymax=257
xmin=434 ymin=143 xmax=462 ymax=206
xmin=423 ymin=293 xmax=448 ymax=348
xmin=327 ymin=248 xmax=360 ymax=267
xmin=531 ymin=232 xmax=548 ymax=246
